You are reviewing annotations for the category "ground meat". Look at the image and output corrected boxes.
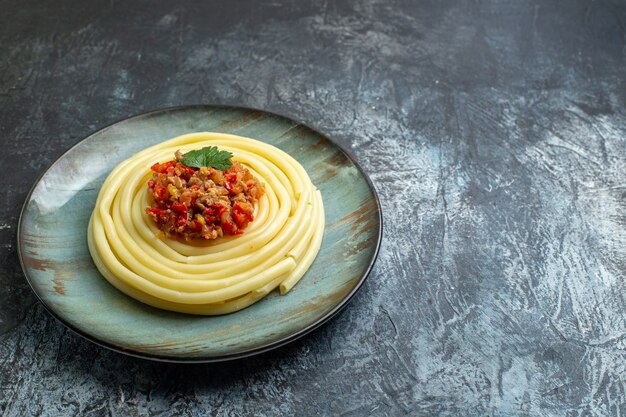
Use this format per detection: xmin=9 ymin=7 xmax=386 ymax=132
xmin=145 ymin=152 xmax=264 ymax=240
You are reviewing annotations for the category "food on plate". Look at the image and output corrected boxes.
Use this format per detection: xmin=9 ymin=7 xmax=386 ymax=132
xmin=87 ymin=132 xmax=324 ymax=315
xmin=146 ymin=149 xmax=265 ymax=240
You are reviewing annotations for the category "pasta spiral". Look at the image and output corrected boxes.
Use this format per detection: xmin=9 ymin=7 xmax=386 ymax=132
xmin=87 ymin=132 xmax=324 ymax=315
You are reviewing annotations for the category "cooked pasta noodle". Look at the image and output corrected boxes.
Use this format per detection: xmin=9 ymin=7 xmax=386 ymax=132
xmin=87 ymin=132 xmax=324 ymax=315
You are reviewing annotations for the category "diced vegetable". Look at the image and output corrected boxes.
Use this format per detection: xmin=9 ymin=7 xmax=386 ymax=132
xmin=145 ymin=151 xmax=264 ymax=240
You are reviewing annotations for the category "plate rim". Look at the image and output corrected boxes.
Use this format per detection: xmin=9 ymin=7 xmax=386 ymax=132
xmin=17 ymin=104 xmax=383 ymax=363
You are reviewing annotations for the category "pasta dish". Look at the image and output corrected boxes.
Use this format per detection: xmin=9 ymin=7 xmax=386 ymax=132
xmin=87 ymin=132 xmax=324 ymax=315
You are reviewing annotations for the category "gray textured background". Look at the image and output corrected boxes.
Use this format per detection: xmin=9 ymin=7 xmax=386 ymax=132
xmin=1 ymin=0 xmax=625 ymax=416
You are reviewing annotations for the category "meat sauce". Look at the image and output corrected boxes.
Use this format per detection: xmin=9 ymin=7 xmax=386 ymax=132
xmin=146 ymin=151 xmax=264 ymax=240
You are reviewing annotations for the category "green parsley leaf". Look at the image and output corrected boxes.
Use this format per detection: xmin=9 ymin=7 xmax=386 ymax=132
xmin=181 ymin=146 xmax=233 ymax=170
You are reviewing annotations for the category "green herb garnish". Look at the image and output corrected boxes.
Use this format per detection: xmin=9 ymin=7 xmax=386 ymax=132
xmin=181 ymin=146 xmax=233 ymax=170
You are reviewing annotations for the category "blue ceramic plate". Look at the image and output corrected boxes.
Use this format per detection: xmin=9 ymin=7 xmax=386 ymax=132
xmin=18 ymin=105 xmax=381 ymax=362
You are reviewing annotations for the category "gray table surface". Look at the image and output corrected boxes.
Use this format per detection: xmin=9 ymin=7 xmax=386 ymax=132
xmin=1 ymin=0 xmax=625 ymax=416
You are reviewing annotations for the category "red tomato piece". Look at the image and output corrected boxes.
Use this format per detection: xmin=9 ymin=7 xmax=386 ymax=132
xmin=171 ymin=202 xmax=187 ymax=213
